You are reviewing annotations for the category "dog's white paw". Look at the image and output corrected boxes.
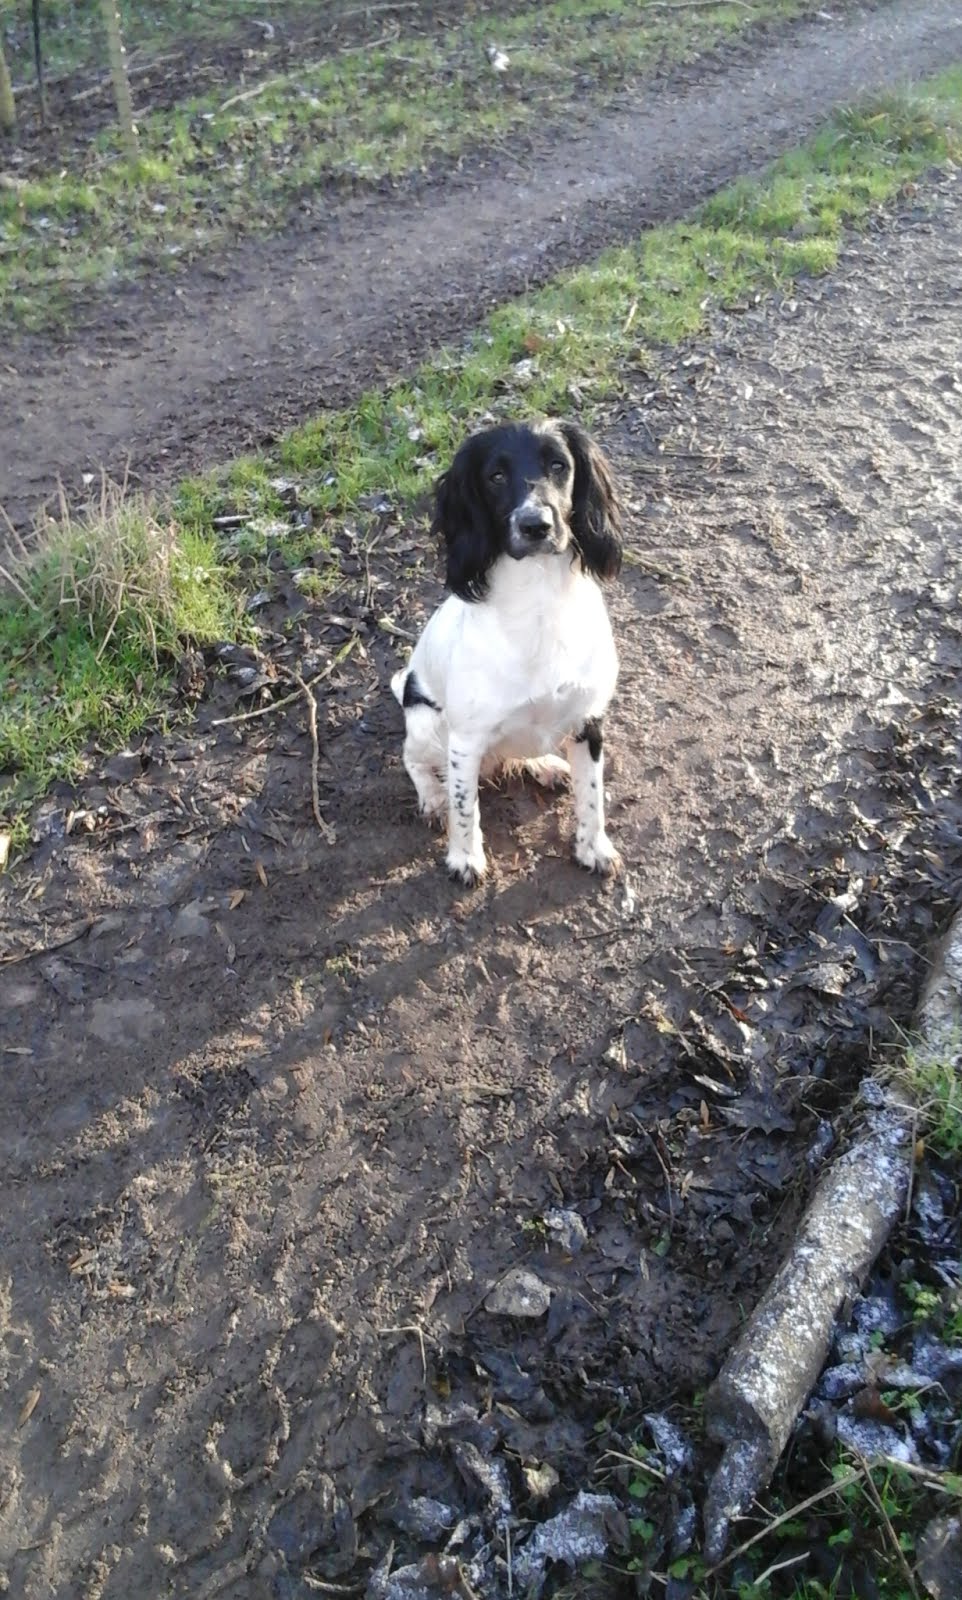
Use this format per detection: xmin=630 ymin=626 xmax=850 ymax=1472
xmin=446 ymin=843 xmax=487 ymax=888
xmin=418 ymin=789 xmax=447 ymax=827
xmin=574 ymin=832 xmax=622 ymax=877
xmin=523 ymin=755 xmax=571 ymax=789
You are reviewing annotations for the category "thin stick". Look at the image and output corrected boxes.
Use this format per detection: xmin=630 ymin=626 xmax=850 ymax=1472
xmin=645 ymin=0 xmax=754 ymax=9
xmin=2 ymin=920 xmax=95 ymax=966
xmin=209 ymin=635 xmax=358 ymax=727
xmin=598 ymin=1447 xmax=667 ymax=1482
xmin=220 ymin=77 xmax=278 ymax=113
xmin=0 ymin=555 xmax=38 ymax=609
xmin=292 ymin=671 xmax=335 ymax=842
xmin=376 ymin=1323 xmax=430 ymax=1382
xmin=855 ymin=1453 xmax=921 ymax=1600
xmin=703 ymin=1468 xmax=864 ymax=1576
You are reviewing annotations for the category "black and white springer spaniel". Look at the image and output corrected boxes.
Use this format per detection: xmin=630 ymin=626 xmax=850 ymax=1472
xmin=391 ymin=419 xmax=623 ymax=886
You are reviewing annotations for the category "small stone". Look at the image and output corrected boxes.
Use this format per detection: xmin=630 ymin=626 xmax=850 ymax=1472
xmin=484 ymin=1267 xmax=552 ymax=1319
xmin=917 ymin=1514 xmax=962 ymax=1600
xmin=390 ymin=1497 xmax=456 ymax=1541
xmin=543 ymin=1208 xmax=588 ymax=1254
xmin=170 ymin=900 xmax=211 ymax=940
xmin=523 ymin=1462 xmax=560 ymax=1501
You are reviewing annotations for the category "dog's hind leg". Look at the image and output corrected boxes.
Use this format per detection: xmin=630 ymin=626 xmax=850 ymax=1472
xmin=401 ymin=713 xmax=446 ymax=824
xmin=522 ymin=754 xmax=570 ymax=788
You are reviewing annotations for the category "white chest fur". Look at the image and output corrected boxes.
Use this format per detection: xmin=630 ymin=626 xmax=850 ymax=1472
xmin=410 ymin=552 xmax=618 ymax=756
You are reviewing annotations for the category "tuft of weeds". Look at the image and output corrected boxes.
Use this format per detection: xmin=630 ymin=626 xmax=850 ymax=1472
xmin=882 ymin=1029 xmax=962 ymax=1162
xmin=0 ymin=479 xmax=240 ymax=823
xmin=616 ymin=1449 xmax=962 ymax=1598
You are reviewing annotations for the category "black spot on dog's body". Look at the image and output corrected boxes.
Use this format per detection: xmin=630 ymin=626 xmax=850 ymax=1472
xmin=402 ymin=672 xmax=440 ymax=712
xmin=576 ymin=717 xmax=604 ymax=763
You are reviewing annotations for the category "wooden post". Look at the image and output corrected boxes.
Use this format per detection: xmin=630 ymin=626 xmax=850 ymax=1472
xmin=0 ymin=40 xmax=15 ymax=134
xmin=99 ymin=0 xmax=138 ymax=159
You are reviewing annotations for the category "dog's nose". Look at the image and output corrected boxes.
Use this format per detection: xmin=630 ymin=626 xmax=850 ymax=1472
xmin=516 ymin=506 xmax=552 ymax=539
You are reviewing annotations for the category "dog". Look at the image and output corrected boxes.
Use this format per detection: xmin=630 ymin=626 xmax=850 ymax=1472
xmin=391 ymin=418 xmax=623 ymax=886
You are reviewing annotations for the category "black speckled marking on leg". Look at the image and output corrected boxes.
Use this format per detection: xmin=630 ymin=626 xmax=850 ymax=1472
xmin=575 ymin=717 xmax=603 ymax=764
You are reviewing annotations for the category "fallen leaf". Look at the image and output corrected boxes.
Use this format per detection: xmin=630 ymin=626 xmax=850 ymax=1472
xmin=229 ymin=888 xmax=246 ymax=910
xmin=255 ymin=860 xmax=268 ymax=889
xmin=18 ymin=1387 xmax=41 ymax=1427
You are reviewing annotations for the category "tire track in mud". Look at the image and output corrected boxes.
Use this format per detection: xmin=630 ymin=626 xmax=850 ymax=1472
xmin=3 ymin=0 xmax=961 ymax=526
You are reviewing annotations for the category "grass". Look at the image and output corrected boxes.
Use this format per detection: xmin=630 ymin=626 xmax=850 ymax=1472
xmin=3 ymin=73 xmax=962 ymax=845
xmin=644 ymin=1454 xmax=962 ymax=1598
xmin=1 ymin=0 xmax=815 ymax=329
xmin=0 ymin=480 xmax=240 ymax=836
xmin=885 ymin=1031 xmax=962 ymax=1162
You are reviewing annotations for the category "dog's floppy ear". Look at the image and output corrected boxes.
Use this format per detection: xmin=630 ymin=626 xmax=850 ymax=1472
xmin=432 ymin=433 xmax=498 ymax=602
xmin=558 ymin=421 xmax=622 ymax=582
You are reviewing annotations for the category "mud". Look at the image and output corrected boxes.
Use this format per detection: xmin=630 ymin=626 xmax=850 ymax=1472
xmin=3 ymin=0 xmax=962 ymax=531
xmin=2 ymin=166 xmax=962 ymax=1594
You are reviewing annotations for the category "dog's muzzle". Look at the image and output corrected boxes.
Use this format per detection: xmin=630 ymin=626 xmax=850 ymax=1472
xmin=508 ymin=502 xmax=558 ymax=559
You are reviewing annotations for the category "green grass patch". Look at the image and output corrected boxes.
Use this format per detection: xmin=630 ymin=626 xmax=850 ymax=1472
xmin=1 ymin=0 xmax=815 ymax=329
xmin=885 ymin=1029 xmax=962 ymax=1162
xmin=0 ymin=482 xmax=241 ymax=827
xmin=3 ymin=73 xmax=962 ymax=841
xmin=224 ymin=73 xmax=962 ymax=523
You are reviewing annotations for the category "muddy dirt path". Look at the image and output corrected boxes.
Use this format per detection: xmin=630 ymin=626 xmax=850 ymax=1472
xmin=2 ymin=175 xmax=961 ymax=1596
xmin=3 ymin=0 xmax=961 ymax=529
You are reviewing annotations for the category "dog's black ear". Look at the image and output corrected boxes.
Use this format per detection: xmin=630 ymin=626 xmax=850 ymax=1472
xmin=559 ymin=421 xmax=622 ymax=582
xmin=432 ymin=434 xmax=498 ymax=602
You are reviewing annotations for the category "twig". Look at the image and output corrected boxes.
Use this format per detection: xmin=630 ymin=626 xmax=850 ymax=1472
xmin=209 ymin=635 xmax=358 ymax=727
xmin=1 ymin=920 xmax=95 ymax=966
xmin=855 ymin=1452 xmax=921 ymax=1600
xmin=220 ymin=77 xmax=279 ymax=113
xmin=336 ymin=1 xmax=420 ymax=15
xmin=291 ymin=671 xmax=335 ymax=842
xmin=753 ymin=1551 xmax=812 ymax=1587
xmin=644 ymin=0 xmax=754 ymax=9
xmin=598 ymin=1447 xmax=667 ymax=1482
xmin=0 ymin=555 xmax=38 ymax=609
xmin=70 ymin=52 xmax=181 ymax=103
xmin=703 ymin=1468 xmax=864 ymax=1576
xmin=376 ymin=1323 xmax=431 ymax=1382
xmin=635 ymin=1123 xmax=676 ymax=1232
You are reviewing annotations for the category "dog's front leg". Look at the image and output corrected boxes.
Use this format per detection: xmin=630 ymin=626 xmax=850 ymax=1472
xmin=571 ymin=718 xmax=621 ymax=876
xmin=446 ymin=738 xmax=486 ymax=886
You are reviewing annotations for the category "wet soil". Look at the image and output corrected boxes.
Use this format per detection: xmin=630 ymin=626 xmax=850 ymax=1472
xmin=2 ymin=171 xmax=961 ymax=1596
xmin=3 ymin=0 xmax=962 ymax=531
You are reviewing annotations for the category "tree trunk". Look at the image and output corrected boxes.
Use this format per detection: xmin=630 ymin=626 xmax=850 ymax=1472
xmin=0 ymin=40 xmax=15 ymax=134
xmin=99 ymin=0 xmax=138 ymax=159
xmin=33 ymin=0 xmax=47 ymax=124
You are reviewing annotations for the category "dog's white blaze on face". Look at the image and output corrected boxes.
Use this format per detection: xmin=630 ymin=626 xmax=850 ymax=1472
xmin=393 ymin=419 xmax=624 ymax=886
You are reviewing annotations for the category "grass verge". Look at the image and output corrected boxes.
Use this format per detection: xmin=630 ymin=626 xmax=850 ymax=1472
xmin=0 ymin=480 xmax=240 ymax=849
xmin=3 ymin=72 xmax=962 ymax=849
xmin=3 ymin=0 xmax=814 ymax=329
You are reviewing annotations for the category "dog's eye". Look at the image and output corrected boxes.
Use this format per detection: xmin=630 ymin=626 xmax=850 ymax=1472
xmin=549 ymin=458 xmax=568 ymax=477
xmin=489 ymin=469 xmax=506 ymax=485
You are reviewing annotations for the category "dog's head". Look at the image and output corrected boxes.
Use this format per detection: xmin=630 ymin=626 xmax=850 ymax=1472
xmin=432 ymin=419 xmax=622 ymax=601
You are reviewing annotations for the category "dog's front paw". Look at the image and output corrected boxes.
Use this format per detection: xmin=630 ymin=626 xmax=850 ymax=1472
xmin=574 ymin=832 xmax=622 ymax=877
xmin=446 ymin=844 xmax=487 ymax=888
